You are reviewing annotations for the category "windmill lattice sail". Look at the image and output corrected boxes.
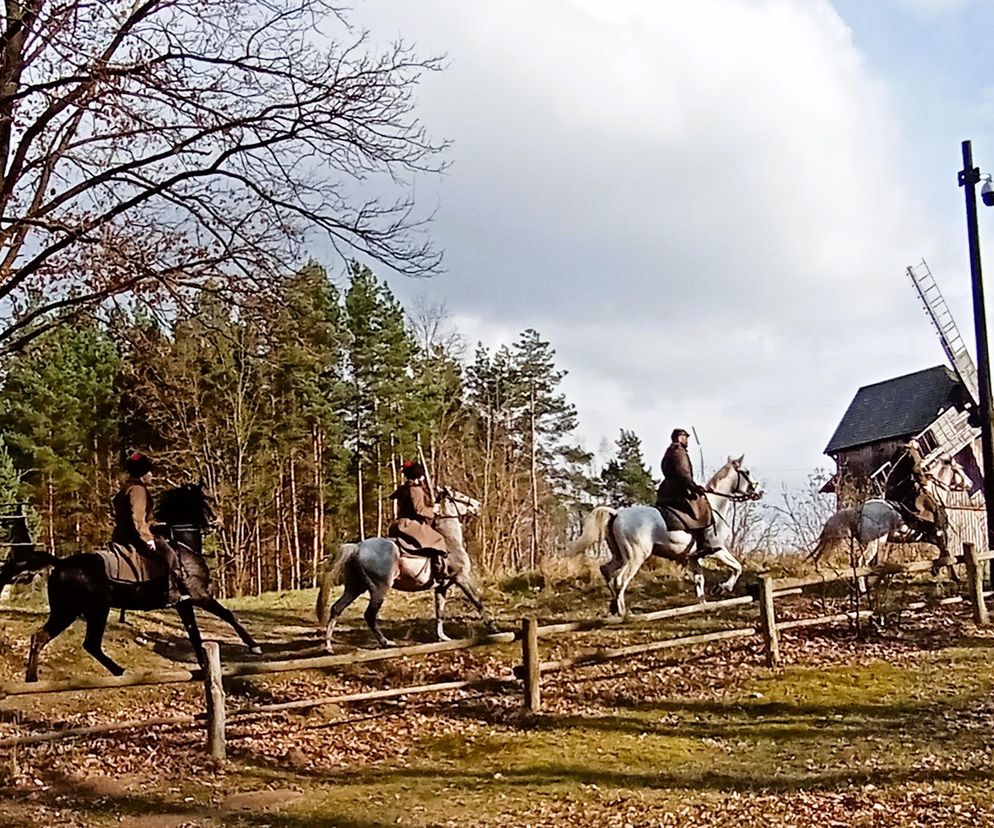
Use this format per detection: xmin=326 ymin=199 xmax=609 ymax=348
xmin=907 ymin=260 xmax=980 ymax=406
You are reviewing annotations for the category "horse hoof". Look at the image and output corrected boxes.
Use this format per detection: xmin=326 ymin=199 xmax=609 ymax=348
xmin=111 ymin=666 xmax=125 ymax=677
xmin=379 ymin=639 xmax=398 ymax=649
xmin=437 ymin=633 xmax=452 ymax=643
xmin=248 ymin=645 xmax=263 ymax=655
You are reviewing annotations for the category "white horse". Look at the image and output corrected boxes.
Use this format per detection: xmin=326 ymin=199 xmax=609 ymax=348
xmin=570 ymin=456 xmax=762 ymax=616
xmin=316 ymin=486 xmax=493 ymax=649
xmin=810 ymin=454 xmax=970 ymax=569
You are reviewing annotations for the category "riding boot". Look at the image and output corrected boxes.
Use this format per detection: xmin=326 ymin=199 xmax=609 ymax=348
xmin=692 ymin=528 xmax=714 ymax=557
xmin=156 ymin=539 xmax=192 ymax=604
xmin=430 ymin=551 xmax=447 ymax=585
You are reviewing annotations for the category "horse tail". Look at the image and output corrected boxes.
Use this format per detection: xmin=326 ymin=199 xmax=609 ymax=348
xmin=315 ymin=543 xmax=360 ymax=625
xmin=807 ymin=508 xmax=853 ymax=563
xmin=568 ymin=506 xmax=617 ymax=555
xmin=0 ymin=547 xmax=59 ymax=591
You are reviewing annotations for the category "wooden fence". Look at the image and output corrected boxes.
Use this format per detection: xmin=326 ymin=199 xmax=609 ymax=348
xmin=0 ymin=542 xmax=989 ymax=761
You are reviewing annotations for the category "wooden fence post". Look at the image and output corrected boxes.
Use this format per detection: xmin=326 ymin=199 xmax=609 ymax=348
xmin=203 ymin=641 xmax=226 ymax=761
xmin=522 ymin=617 xmax=541 ymax=712
xmin=964 ymin=542 xmax=990 ymax=626
xmin=759 ymin=575 xmax=781 ymax=667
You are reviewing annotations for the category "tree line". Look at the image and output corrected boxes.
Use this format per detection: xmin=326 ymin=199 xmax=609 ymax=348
xmin=0 ymin=261 xmax=663 ymax=596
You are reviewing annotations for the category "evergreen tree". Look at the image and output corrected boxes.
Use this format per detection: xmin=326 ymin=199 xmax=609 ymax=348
xmin=342 ymin=261 xmax=419 ymax=537
xmin=510 ymin=329 xmax=589 ymax=568
xmin=0 ymin=320 xmax=121 ymax=551
xmin=601 ymin=429 xmax=656 ymax=507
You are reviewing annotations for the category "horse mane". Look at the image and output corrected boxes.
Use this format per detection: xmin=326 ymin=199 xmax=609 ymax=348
xmin=705 ymin=460 xmax=734 ymax=489
xmin=156 ymin=484 xmax=210 ymax=527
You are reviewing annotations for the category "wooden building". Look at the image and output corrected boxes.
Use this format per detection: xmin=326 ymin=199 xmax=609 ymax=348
xmin=822 ymin=364 xmax=987 ymax=549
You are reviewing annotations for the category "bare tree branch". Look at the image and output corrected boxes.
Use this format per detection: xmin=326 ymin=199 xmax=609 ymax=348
xmin=0 ymin=0 xmax=448 ymax=353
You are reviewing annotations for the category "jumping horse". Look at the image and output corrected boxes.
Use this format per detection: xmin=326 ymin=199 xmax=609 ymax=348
xmin=569 ymin=455 xmax=762 ymax=616
xmin=809 ymin=454 xmax=971 ymax=572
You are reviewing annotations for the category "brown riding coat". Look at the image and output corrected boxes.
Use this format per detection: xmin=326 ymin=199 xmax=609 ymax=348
xmin=110 ymin=479 xmax=156 ymax=551
xmin=388 ymin=480 xmax=448 ymax=553
xmin=885 ymin=445 xmax=944 ymax=527
xmin=655 ymin=442 xmax=713 ymax=530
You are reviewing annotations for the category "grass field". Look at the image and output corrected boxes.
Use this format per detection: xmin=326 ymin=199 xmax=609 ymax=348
xmin=0 ymin=558 xmax=991 ymax=827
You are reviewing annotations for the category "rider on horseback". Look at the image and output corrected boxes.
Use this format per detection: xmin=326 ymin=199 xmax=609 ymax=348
xmin=110 ymin=452 xmax=192 ymax=604
xmin=655 ymin=428 xmax=716 ymax=556
xmin=388 ymin=461 xmax=448 ymax=584
xmin=884 ymin=438 xmax=947 ymax=542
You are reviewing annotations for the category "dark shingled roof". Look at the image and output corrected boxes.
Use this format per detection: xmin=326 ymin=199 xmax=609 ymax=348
xmin=824 ymin=365 xmax=963 ymax=454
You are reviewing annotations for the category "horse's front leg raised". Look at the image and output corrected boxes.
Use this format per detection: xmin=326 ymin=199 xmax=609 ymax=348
xmin=451 ymin=575 xmax=498 ymax=633
xmin=193 ymin=597 xmax=262 ymax=654
xmin=710 ymin=547 xmax=743 ymax=593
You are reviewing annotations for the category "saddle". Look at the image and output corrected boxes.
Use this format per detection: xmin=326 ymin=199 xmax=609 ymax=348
xmin=393 ymin=535 xmax=447 ymax=562
xmin=97 ymin=544 xmax=167 ymax=585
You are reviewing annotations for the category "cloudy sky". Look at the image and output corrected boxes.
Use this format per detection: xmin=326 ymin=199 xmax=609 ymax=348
xmin=337 ymin=0 xmax=994 ymax=494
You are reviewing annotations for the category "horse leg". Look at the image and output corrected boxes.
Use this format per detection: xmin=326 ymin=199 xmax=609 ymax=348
xmin=600 ymin=556 xmax=624 ymax=616
xmin=25 ymin=608 xmax=77 ymax=683
xmin=453 ymin=575 xmax=498 ymax=632
xmin=324 ymin=576 xmax=367 ymax=652
xmin=690 ymin=559 xmax=706 ymax=601
xmin=434 ymin=584 xmax=452 ymax=642
xmin=364 ymin=584 xmax=396 ymax=648
xmin=192 ymin=597 xmax=262 ymax=654
xmin=118 ymin=609 xmax=127 ymax=624
xmin=710 ymin=547 xmax=743 ymax=593
xmin=175 ymin=600 xmax=207 ymax=669
xmin=611 ymin=559 xmax=644 ymax=618
xmin=82 ymin=605 xmax=125 ymax=677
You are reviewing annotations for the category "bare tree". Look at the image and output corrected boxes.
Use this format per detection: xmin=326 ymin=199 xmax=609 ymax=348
xmin=771 ymin=469 xmax=838 ymax=554
xmin=0 ymin=0 xmax=447 ymax=354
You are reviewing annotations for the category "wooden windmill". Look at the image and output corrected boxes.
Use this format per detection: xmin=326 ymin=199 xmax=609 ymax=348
xmin=905 ymin=260 xmax=980 ymax=470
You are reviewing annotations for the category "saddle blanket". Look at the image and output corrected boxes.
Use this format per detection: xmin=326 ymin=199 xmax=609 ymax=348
xmin=96 ymin=544 xmax=167 ymax=585
xmin=656 ymin=505 xmax=713 ymax=533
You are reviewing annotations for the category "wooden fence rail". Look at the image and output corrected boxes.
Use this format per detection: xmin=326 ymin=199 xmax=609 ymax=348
xmin=0 ymin=541 xmax=989 ymax=757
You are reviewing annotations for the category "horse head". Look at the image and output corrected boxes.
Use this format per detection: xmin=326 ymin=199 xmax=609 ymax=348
xmin=436 ymin=486 xmax=481 ymax=520
xmin=930 ymin=455 xmax=970 ymax=493
xmin=156 ymin=480 xmax=218 ymax=532
xmin=709 ymin=455 xmax=763 ymax=501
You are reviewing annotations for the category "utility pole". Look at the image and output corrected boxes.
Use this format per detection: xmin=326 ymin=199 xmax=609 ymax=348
xmin=958 ymin=139 xmax=994 ymax=548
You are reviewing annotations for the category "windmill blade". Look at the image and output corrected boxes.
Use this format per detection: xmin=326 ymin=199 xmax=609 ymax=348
xmin=907 ymin=260 xmax=980 ymax=406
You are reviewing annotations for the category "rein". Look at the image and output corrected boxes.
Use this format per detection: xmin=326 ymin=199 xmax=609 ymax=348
xmin=706 ymin=489 xmax=759 ymax=502
xmin=705 ymin=468 xmax=761 ymax=503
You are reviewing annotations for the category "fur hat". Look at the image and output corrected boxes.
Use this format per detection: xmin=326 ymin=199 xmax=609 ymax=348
xmin=402 ymin=461 xmax=425 ymax=480
xmin=124 ymin=452 xmax=153 ymax=477
xmin=671 ymin=428 xmax=690 ymax=442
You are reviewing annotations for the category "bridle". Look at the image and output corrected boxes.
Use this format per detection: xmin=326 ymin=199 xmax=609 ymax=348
xmin=706 ymin=467 xmax=762 ymax=503
xmin=434 ymin=488 xmax=480 ymax=521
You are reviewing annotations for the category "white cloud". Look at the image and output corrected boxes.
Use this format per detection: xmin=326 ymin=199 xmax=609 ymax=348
xmin=349 ymin=0 xmax=964 ymax=495
xmin=893 ymin=0 xmax=976 ymax=13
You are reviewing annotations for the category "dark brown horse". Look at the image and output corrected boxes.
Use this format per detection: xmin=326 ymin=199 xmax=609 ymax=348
xmin=0 ymin=483 xmax=260 ymax=681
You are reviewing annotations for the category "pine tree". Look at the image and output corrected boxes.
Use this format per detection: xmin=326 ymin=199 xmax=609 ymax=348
xmin=601 ymin=429 xmax=656 ymax=507
xmin=0 ymin=320 xmax=121 ymax=551
xmin=342 ymin=261 xmax=419 ymax=538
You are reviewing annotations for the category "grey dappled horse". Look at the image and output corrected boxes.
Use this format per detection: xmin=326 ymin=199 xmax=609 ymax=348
xmin=570 ymin=456 xmax=762 ymax=616
xmin=316 ymin=486 xmax=494 ymax=649
xmin=809 ymin=454 xmax=970 ymax=572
